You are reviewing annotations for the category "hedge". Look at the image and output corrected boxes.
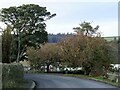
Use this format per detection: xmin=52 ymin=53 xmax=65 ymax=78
xmin=2 ymin=63 xmax=24 ymax=88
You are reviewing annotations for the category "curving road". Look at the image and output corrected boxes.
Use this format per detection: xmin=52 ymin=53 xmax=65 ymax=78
xmin=24 ymin=74 xmax=118 ymax=89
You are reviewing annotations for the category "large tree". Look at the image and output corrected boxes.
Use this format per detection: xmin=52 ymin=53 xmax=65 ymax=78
xmin=58 ymin=21 xmax=114 ymax=75
xmin=58 ymin=36 xmax=85 ymax=68
xmin=0 ymin=4 xmax=56 ymax=62
xmin=27 ymin=43 xmax=61 ymax=72
xmin=59 ymin=35 xmax=114 ymax=76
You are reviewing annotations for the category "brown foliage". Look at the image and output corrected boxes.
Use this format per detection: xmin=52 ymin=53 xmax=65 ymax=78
xmin=58 ymin=35 xmax=113 ymax=76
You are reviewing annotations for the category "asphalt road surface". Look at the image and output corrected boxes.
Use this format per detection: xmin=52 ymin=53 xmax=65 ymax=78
xmin=24 ymin=74 xmax=118 ymax=90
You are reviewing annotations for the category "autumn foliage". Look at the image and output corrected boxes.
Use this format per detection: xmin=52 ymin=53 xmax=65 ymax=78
xmin=27 ymin=35 xmax=114 ymax=76
xmin=27 ymin=22 xmax=115 ymax=76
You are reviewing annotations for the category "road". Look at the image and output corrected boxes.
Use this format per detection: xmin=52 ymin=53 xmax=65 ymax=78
xmin=24 ymin=74 xmax=118 ymax=90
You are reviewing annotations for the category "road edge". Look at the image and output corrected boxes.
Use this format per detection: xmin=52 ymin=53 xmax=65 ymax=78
xmin=60 ymin=74 xmax=119 ymax=87
xmin=38 ymin=73 xmax=119 ymax=87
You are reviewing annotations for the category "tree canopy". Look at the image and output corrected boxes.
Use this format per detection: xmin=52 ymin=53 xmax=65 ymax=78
xmin=26 ymin=21 xmax=116 ymax=76
xmin=73 ymin=21 xmax=100 ymax=36
xmin=27 ymin=43 xmax=61 ymax=72
xmin=0 ymin=4 xmax=56 ymax=63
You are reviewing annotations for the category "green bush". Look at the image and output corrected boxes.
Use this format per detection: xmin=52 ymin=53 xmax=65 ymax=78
xmin=2 ymin=63 xmax=24 ymax=88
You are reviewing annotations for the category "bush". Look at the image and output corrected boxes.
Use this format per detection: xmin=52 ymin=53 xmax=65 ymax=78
xmin=2 ymin=63 xmax=24 ymax=88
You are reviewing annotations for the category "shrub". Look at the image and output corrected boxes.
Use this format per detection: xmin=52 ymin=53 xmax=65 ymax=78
xmin=2 ymin=63 xmax=24 ymax=88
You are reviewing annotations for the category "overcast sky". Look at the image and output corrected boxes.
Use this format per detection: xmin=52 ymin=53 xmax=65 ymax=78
xmin=0 ymin=0 xmax=118 ymax=36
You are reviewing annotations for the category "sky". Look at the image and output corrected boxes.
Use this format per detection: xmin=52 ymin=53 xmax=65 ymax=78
xmin=0 ymin=0 xmax=118 ymax=37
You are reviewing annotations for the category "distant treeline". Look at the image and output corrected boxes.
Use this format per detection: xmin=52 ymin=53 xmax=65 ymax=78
xmin=48 ymin=33 xmax=120 ymax=43
xmin=48 ymin=33 xmax=74 ymax=43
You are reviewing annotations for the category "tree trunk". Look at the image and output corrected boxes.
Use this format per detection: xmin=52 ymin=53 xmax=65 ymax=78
xmin=46 ymin=64 xmax=50 ymax=72
xmin=16 ymin=30 xmax=20 ymax=63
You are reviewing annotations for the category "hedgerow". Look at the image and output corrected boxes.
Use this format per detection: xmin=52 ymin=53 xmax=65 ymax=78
xmin=2 ymin=63 xmax=24 ymax=88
